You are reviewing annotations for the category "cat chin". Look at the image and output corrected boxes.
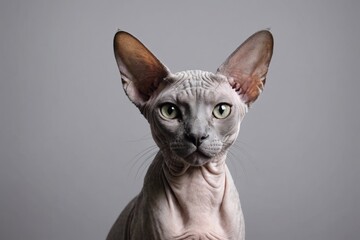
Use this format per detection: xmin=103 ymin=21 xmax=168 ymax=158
xmin=181 ymin=151 xmax=215 ymax=167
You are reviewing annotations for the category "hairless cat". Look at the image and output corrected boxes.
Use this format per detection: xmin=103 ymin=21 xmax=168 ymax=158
xmin=107 ymin=30 xmax=273 ymax=240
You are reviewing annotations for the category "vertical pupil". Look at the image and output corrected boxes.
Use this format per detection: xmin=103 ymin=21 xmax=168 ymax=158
xmin=219 ymin=105 xmax=225 ymax=115
xmin=168 ymin=106 xmax=174 ymax=115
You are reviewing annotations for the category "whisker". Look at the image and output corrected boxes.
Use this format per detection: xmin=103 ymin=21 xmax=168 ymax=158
xmin=135 ymin=150 xmax=157 ymax=180
xmin=125 ymin=145 xmax=158 ymax=180
xmin=227 ymin=150 xmax=242 ymax=177
xmin=233 ymin=140 xmax=260 ymax=172
xmin=227 ymin=148 xmax=247 ymax=184
xmin=125 ymin=145 xmax=156 ymax=168
xmin=225 ymin=139 xmax=260 ymax=185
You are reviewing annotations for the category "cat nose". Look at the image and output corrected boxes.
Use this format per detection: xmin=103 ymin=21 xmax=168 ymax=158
xmin=185 ymin=133 xmax=209 ymax=147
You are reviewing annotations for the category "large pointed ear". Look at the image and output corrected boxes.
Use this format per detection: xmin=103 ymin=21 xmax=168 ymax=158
xmin=113 ymin=31 xmax=170 ymax=108
xmin=217 ymin=30 xmax=273 ymax=106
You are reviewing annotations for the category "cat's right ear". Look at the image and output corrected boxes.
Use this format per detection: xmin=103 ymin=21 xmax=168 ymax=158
xmin=113 ymin=31 xmax=170 ymax=108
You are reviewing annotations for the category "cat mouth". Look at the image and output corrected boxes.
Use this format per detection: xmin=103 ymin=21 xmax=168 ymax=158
xmin=170 ymin=143 xmax=221 ymax=166
xmin=183 ymin=149 xmax=213 ymax=166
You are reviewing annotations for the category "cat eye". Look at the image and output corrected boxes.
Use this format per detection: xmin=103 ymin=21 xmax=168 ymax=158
xmin=213 ymin=103 xmax=232 ymax=119
xmin=160 ymin=103 xmax=180 ymax=119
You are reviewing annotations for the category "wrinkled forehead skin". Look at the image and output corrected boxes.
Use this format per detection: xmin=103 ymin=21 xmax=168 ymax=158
xmin=143 ymin=70 xmax=248 ymax=122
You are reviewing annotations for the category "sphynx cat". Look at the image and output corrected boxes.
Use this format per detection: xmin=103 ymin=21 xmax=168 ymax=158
xmin=107 ymin=30 xmax=273 ymax=240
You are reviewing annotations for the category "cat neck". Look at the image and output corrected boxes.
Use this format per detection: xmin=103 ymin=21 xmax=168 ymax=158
xmin=162 ymin=153 xmax=228 ymax=214
xmin=163 ymin=153 xmax=227 ymax=180
xmin=142 ymin=152 xmax=242 ymax=235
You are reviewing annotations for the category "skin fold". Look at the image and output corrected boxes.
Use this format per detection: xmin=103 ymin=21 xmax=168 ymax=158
xmin=107 ymin=31 xmax=273 ymax=240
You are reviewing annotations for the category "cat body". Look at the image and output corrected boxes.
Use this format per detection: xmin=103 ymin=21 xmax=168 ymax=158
xmin=107 ymin=31 xmax=273 ymax=240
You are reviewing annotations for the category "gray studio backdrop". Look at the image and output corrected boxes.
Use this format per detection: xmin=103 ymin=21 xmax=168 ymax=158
xmin=1 ymin=0 xmax=359 ymax=240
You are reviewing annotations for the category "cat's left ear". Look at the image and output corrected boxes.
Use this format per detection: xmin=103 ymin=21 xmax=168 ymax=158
xmin=217 ymin=30 xmax=273 ymax=106
xmin=113 ymin=31 xmax=170 ymax=108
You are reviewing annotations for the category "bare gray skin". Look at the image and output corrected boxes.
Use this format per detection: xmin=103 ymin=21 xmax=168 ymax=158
xmin=107 ymin=31 xmax=273 ymax=240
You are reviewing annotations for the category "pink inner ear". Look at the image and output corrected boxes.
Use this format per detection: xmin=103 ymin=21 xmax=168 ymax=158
xmin=217 ymin=30 xmax=273 ymax=105
xmin=114 ymin=31 xmax=169 ymax=106
xmin=229 ymin=75 xmax=265 ymax=104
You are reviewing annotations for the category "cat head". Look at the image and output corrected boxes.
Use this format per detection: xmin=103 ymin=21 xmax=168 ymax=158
xmin=114 ymin=31 xmax=273 ymax=166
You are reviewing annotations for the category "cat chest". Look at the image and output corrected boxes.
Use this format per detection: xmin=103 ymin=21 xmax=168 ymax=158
xmin=170 ymin=231 xmax=228 ymax=240
xmin=152 ymin=203 xmax=239 ymax=240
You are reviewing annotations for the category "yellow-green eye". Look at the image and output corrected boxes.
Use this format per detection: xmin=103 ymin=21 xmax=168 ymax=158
xmin=213 ymin=103 xmax=231 ymax=119
xmin=160 ymin=103 xmax=179 ymax=119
